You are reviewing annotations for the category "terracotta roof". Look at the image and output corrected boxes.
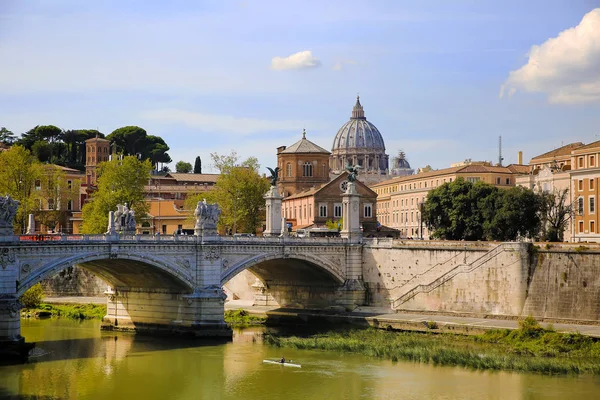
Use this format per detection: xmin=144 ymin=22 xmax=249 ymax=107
xmin=506 ymin=164 xmax=531 ymax=174
xmin=280 ymin=131 xmax=330 ymax=154
xmin=166 ymin=173 xmax=220 ymax=183
xmin=530 ymin=142 xmax=584 ymax=161
xmin=370 ymin=166 xmax=464 ymax=188
xmin=284 ymin=183 xmax=328 ymax=200
xmin=572 ymin=140 xmax=600 ymax=153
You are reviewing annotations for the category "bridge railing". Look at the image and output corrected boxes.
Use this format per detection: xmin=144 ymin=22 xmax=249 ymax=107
xmin=11 ymin=234 xmax=351 ymax=244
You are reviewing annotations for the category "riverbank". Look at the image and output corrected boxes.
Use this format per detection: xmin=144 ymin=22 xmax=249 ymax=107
xmin=21 ymin=303 xmax=106 ymax=320
xmin=265 ymin=318 xmax=600 ymax=375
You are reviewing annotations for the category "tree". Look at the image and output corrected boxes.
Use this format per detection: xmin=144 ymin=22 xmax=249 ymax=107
xmin=33 ymin=164 xmax=81 ymax=231
xmin=423 ymin=178 xmax=540 ymax=241
xmin=81 ymin=156 xmax=152 ymax=233
xmin=0 ymin=127 xmax=16 ymax=145
xmin=194 ymin=156 xmax=202 ymax=174
xmin=0 ymin=145 xmax=42 ymax=233
xmin=175 ymin=161 xmax=193 ymax=173
xmin=107 ymin=126 xmax=171 ymax=170
xmin=187 ymin=151 xmax=269 ymax=234
xmin=538 ymin=188 xmax=573 ymax=242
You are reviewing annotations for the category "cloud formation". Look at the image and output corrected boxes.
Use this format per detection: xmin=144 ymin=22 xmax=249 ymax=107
xmin=500 ymin=8 xmax=600 ymax=104
xmin=332 ymin=59 xmax=357 ymax=71
xmin=271 ymin=50 xmax=321 ymax=70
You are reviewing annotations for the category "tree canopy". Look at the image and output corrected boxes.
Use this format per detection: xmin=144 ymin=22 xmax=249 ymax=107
xmin=423 ymin=178 xmax=541 ymax=241
xmin=106 ymin=126 xmax=171 ymax=169
xmin=186 ymin=151 xmax=269 ymax=234
xmin=176 ymin=161 xmax=193 ymax=173
xmin=81 ymin=156 xmax=152 ymax=233
xmin=0 ymin=127 xmax=16 ymax=145
xmin=538 ymin=188 xmax=573 ymax=242
xmin=194 ymin=156 xmax=202 ymax=174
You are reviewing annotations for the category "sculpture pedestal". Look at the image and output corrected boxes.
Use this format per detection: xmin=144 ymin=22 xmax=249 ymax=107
xmin=340 ymin=182 xmax=362 ymax=243
xmin=263 ymin=186 xmax=283 ymax=237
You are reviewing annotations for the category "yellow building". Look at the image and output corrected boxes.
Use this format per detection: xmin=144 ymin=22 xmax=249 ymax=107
xmin=570 ymin=141 xmax=600 ymax=242
xmin=370 ymin=162 xmax=529 ymax=239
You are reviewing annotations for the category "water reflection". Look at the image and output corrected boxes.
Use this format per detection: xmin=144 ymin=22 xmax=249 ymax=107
xmin=0 ymin=319 xmax=599 ymax=400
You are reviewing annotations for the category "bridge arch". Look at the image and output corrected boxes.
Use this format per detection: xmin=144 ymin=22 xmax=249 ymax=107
xmin=17 ymin=251 xmax=195 ymax=297
xmin=220 ymin=251 xmax=345 ymax=286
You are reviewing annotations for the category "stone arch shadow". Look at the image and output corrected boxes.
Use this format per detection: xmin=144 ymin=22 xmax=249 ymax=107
xmin=221 ymin=252 xmax=345 ymax=309
xmin=18 ymin=252 xmax=195 ymax=297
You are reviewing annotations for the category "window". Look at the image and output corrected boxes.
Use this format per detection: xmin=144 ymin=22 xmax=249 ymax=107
xmin=48 ymin=199 xmax=55 ymax=210
xmin=578 ymin=180 xmax=583 ymax=191
xmin=505 ymin=178 xmax=510 ymax=185
xmin=319 ymin=204 xmax=327 ymax=217
xmin=334 ymin=203 xmax=343 ymax=218
xmin=578 ymin=197 xmax=584 ymax=215
xmin=67 ymin=180 xmax=72 ymax=189
xmin=299 ymin=207 xmax=302 ymax=219
xmin=302 ymin=162 xmax=313 ymax=177
xmin=35 ymin=180 xmax=41 ymax=190
xmin=364 ymin=203 xmax=372 ymax=218
xmin=590 ymin=197 xmax=595 ymax=214
xmin=579 ymin=157 xmax=584 ymax=168
xmin=286 ymin=163 xmax=292 ymax=177
xmin=591 ymin=221 xmax=596 ymax=233
xmin=67 ymin=200 xmax=73 ymax=211
xmin=591 ymin=156 xmax=596 ymax=167
xmin=591 ymin=179 xmax=595 ymax=190
xmin=496 ymin=177 xmax=501 ymax=184
xmin=579 ymin=220 xmax=584 ymax=233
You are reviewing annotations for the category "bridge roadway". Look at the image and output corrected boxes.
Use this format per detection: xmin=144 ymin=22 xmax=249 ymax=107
xmin=1 ymin=233 xmax=366 ymax=359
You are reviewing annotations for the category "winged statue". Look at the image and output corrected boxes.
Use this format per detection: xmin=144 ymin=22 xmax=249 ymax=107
xmin=267 ymin=167 xmax=280 ymax=186
xmin=345 ymin=164 xmax=361 ymax=182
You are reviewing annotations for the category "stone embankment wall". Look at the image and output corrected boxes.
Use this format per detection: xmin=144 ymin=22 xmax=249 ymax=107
xmin=363 ymin=240 xmax=530 ymax=316
xmin=521 ymin=244 xmax=600 ymax=322
xmin=41 ymin=266 xmax=108 ymax=297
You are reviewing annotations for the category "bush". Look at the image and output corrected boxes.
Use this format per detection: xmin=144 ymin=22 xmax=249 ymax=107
xmin=20 ymin=283 xmax=44 ymax=308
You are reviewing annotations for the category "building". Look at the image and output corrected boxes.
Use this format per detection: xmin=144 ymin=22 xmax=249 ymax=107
xmin=283 ymin=173 xmax=378 ymax=232
xmin=570 ymin=141 xmax=600 ymax=242
xmin=85 ymin=136 xmax=111 ymax=187
xmin=371 ymin=162 xmax=530 ymax=239
xmin=516 ymin=143 xmax=581 ymax=242
xmin=329 ymin=96 xmax=412 ymax=185
xmin=277 ymin=130 xmax=331 ymax=197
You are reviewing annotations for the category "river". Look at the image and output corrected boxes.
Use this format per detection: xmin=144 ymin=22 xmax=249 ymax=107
xmin=1 ymin=318 xmax=599 ymax=399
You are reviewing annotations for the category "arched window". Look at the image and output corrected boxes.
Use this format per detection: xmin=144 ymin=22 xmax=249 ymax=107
xmin=303 ymin=162 xmax=313 ymax=177
xmin=286 ymin=163 xmax=292 ymax=177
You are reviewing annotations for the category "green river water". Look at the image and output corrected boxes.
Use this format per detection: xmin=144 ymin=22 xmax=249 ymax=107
xmin=1 ymin=318 xmax=600 ymax=399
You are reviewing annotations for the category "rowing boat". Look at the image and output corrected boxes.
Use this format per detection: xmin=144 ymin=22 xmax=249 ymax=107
xmin=263 ymin=359 xmax=301 ymax=368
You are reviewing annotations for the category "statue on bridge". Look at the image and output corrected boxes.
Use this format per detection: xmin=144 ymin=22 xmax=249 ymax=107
xmin=266 ymin=167 xmax=280 ymax=187
xmin=345 ymin=163 xmax=360 ymax=183
xmin=114 ymin=203 xmax=136 ymax=234
xmin=0 ymin=195 xmax=19 ymax=236
xmin=194 ymin=199 xmax=221 ymax=236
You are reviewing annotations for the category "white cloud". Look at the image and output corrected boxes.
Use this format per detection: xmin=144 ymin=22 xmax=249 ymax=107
xmin=500 ymin=8 xmax=600 ymax=104
xmin=332 ymin=59 xmax=357 ymax=71
xmin=271 ymin=50 xmax=321 ymax=70
xmin=140 ymin=109 xmax=328 ymax=135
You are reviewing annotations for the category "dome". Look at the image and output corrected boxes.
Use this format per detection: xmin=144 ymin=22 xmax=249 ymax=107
xmin=329 ymin=96 xmax=389 ymax=174
xmin=391 ymin=151 xmax=414 ymax=176
xmin=331 ymin=97 xmax=386 ymax=153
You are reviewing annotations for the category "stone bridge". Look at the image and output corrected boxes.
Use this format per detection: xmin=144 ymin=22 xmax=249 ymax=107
xmin=0 ymin=233 xmax=365 ymax=357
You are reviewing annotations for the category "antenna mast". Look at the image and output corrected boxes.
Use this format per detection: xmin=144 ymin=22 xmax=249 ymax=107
xmin=498 ymin=136 xmax=504 ymax=166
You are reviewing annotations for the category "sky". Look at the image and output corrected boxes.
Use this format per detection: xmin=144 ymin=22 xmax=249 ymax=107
xmin=1 ymin=0 xmax=600 ymax=173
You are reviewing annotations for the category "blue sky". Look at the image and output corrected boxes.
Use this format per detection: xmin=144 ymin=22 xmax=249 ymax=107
xmin=1 ymin=0 xmax=599 ymax=173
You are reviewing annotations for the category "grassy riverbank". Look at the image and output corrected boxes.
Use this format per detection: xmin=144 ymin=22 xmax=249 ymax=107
xmin=264 ymin=317 xmax=600 ymax=375
xmin=22 ymin=303 xmax=107 ymax=320
xmin=224 ymin=309 xmax=266 ymax=327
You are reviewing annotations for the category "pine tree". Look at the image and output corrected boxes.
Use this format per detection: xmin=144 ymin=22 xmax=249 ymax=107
xmin=194 ymin=156 xmax=202 ymax=174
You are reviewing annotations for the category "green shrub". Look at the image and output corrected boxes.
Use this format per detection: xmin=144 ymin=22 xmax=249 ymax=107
xmin=19 ymin=283 xmax=44 ymax=308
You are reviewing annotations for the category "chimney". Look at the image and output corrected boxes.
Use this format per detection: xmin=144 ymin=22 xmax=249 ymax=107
xmin=518 ymin=151 xmax=523 ymax=165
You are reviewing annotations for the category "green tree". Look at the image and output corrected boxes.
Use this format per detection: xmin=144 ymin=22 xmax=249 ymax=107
xmin=107 ymin=126 xmax=171 ymax=170
xmin=0 ymin=127 xmax=16 ymax=145
xmin=0 ymin=145 xmax=42 ymax=233
xmin=33 ymin=164 xmax=81 ymax=232
xmin=20 ymin=283 xmax=44 ymax=308
xmin=194 ymin=156 xmax=202 ymax=174
xmin=487 ymin=186 xmax=540 ymax=241
xmin=176 ymin=161 xmax=193 ymax=173
xmin=192 ymin=151 xmax=269 ymax=234
xmin=81 ymin=156 xmax=152 ymax=233
xmin=31 ymin=140 xmax=51 ymax=162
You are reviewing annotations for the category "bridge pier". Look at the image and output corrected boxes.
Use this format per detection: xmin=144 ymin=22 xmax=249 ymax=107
xmin=102 ymin=286 xmax=231 ymax=337
xmin=0 ymin=295 xmax=30 ymax=362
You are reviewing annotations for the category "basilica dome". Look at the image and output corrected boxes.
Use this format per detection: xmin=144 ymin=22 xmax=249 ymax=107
xmin=330 ymin=96 xmax=389 ymax=173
